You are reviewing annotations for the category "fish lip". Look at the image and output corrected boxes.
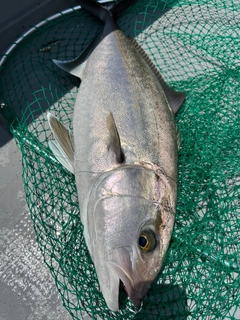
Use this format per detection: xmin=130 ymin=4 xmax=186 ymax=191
xmin=109 ymin=261 xmax=144 ymax=307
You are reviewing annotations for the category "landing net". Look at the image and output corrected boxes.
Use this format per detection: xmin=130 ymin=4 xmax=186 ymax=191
xmin=0 ymin=0 xmax=239 ymax=319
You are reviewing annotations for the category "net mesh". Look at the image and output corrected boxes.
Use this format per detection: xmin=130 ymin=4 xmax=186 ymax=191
xmin=0 ymin=0 xmax=239 ymax=319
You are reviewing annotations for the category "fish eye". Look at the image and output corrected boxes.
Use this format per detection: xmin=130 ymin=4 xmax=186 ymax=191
xmin=138 ymin=230 xmax=156 ymax=252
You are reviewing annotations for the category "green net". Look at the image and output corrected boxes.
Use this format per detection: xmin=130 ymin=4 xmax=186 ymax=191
xmin=0 ymin=0 xmax=239 ymax=319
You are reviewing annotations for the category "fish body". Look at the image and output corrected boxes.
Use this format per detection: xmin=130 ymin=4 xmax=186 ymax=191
xmin=48 ymin=0 xmax=185 ymax=311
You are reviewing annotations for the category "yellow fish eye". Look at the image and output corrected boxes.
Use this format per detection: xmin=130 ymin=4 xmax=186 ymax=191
xmin=138 ymin=230 xmax=156 ymax=252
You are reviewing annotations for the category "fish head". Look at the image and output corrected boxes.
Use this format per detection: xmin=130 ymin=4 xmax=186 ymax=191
xmin=86 ymin=164 xmax=177 ymax=311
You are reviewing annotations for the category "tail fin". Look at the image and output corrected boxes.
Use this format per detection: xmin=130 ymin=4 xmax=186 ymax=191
xmin=110 ymin=0 xmax=137 ymax=17
xmin=53 ymin=0 xmax=138 ymax=76
xmin=74 ymin=0 xmax=137 ymax=21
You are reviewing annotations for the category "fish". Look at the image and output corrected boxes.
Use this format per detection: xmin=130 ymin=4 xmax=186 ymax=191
xmin=47 ymin=0 xmax=186 ymax=311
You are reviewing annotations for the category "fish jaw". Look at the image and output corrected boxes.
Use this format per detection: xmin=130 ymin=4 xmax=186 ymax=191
xmin=97 ymin=256 xmax=145 ymax=311
xmin=105 ymin=241 xmax=164 ymax=309
xmin=100 ymin=248 xmax=151 ymax=310
xmin=108 ymin=248 xmax=153 ymax=308
xmin=102 ymin=266 xmax=121 ymax=311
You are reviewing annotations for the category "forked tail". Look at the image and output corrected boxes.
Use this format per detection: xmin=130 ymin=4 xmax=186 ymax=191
xmin=74 ymin=0 xmax=137 ymax=21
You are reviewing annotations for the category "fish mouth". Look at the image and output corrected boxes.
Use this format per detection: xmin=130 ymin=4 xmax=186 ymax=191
xmin=109 ymin=261 xmax=147 ymax=308
xmin=119 ymin=279 xmax=143 ymax=308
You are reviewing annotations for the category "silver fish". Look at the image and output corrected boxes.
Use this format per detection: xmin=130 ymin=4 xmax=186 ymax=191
xmin=47 ymin=0 xmax=185 ymax=311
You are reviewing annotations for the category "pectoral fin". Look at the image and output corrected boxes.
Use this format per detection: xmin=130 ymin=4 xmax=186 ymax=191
xmin=47 ymin=112 xmax=74 ymax=173
xmin=106 ymin=112 xmax=125 ymax=164
xmin=48 ymin=140 xmax=74 ymax=173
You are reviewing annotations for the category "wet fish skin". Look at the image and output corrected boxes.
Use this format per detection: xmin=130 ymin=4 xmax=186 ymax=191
xmin=48 ymin=0 xmax=185 ymax=311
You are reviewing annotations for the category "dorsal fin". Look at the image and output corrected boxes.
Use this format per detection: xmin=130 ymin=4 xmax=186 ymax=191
xmin=47 ymin=112 xmax=74 ymax=173
xmin=106 ymin=112 xmax=125 ymax=163
xmin=129 ymin=38 xmax=186 ymax=113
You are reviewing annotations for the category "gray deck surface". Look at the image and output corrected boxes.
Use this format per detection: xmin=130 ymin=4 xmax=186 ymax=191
xmin=0 ymin=128 xmax=73 ymax=319
xmin=0 ymin=1 xmax=75 ymax=319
